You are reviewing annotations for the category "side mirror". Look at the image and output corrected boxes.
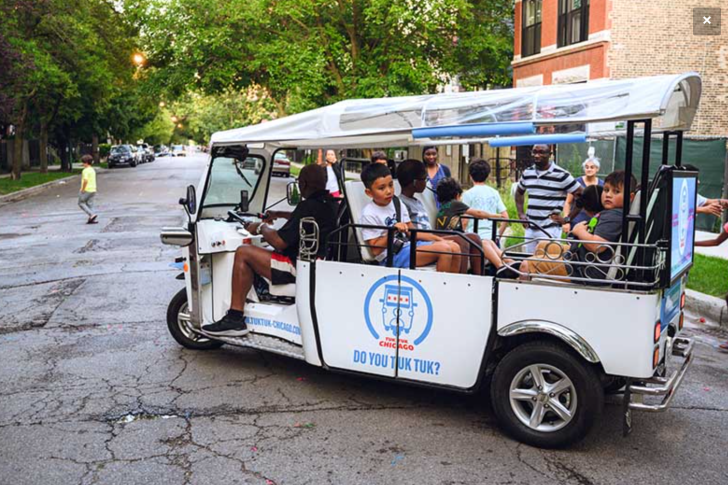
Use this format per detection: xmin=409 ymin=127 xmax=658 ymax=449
xmin=239 ymin=190 xmax=250 ymax=213
xmin=179 ymin=185 xmax=197 ymax=217
xmin=286 ymin=181 xmax=300 ymax=206
xmin=186 ymin=185 xmax=196 ymax=215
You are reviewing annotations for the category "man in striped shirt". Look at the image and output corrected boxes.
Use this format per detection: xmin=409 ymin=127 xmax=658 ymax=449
xmin=515 ymin=145 xmax=583 ymax=253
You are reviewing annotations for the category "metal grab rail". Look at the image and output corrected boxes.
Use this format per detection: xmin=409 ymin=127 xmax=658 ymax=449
xmin=326 ymin=223 xmax=486 ymax=271
xmin=496 ymin=236 xmax=666 ymax=289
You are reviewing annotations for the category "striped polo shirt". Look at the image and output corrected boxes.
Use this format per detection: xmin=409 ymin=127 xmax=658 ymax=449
xmin=517 ymin=162 xmax=578 ymax=228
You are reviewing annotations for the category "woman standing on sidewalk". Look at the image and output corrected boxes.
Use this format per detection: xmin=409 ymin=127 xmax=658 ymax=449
xmin=78 ymin=155 xmax=98 ymax=224
xmin=321 ymin=149 xmax=342 ymax=198
xmin=422 ymin=146 xmax=451 ymax=207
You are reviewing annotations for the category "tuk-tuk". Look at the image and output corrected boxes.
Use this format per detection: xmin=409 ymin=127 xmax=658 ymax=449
xmin=161 ymin=73 xmax=701 ymax=448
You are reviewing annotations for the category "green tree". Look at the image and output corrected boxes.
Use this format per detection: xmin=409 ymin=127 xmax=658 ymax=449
xmin=168 ymin=88 xmax=276 ymax=145
xmin=140 ymin=0 xmax=513 ymax=116
xmin=1 ymin=0 xmax=161 ymax=177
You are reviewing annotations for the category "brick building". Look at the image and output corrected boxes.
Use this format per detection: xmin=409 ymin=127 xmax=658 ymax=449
xmin=512 ymin=0 xmax=727 ymax=229
xmin=512 ymin=0 xmax=727 ymax=139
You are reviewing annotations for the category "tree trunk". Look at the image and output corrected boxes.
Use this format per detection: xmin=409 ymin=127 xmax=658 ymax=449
xmin=60 ymin=126 xmax=71 ymax=172
xmin=92 ymin=133 xmax=99 ymax=164
xmin=11 ymin=112 xmax=26 ymax=181
xmin=39 ymin=120 xmax=49 ymax=174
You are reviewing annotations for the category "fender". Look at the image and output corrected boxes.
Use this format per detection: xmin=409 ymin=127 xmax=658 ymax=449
xmin=498 ymin=320 xmax=600 ymax=363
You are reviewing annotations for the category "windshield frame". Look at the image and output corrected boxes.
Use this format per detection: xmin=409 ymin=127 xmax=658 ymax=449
xmin=198 ymin=153 xmax=267 ymax=218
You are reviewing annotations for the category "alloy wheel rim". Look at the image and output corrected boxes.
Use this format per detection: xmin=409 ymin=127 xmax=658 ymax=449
xmin=178 ymin=302 xmax=211 ymax=343
xmin=509 ymin=363 xmax=577 ymax=433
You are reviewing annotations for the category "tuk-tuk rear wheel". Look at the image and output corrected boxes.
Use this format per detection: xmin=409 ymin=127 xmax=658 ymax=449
xmin=490 ymin=341 xmax=603 ymax=448
xmin=167 ymin=289 xmax=223 ymax=350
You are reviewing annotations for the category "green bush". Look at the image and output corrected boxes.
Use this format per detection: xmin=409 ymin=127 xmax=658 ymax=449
xmin=99 ymin=143 xmax=111 ymax=158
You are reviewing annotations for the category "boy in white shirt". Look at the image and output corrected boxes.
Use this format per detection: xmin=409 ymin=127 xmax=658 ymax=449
xmin=359 ymin=163 xmax=460 ymax=273
xmin=462 ymin=158 xmax=508 ymax=241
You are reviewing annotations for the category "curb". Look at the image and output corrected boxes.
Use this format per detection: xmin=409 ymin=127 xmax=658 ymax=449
xmin=685 ymin=289 xmax=727 ymax=328
xmin=0 ymin=173 xmax=81 ymax=204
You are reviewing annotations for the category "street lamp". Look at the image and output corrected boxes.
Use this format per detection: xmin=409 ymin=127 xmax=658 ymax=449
xmin=159 ymin=101 xmax=166 ymax=108
xmin=171 ymin=115 xmax=179 ymax=123
xmin=132 ymin=52 xmax=145 ymax=67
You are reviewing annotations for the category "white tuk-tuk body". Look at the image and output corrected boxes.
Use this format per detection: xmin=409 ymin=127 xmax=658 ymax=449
xmin=162 ymin=73 xmax=701 ymax=447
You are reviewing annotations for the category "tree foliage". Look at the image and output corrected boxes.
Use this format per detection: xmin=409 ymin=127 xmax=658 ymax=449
xmin=0 ymin=0 xmax=160 ymax=177
xmin=140 ymin=0 xmax=513 ymax=116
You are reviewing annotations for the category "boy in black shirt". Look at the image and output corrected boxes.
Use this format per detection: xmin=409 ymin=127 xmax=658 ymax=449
xmin=203 ymin=164 xmax=337 ymax=337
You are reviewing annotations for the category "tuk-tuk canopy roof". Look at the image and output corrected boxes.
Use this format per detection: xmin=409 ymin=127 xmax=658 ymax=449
xmin=210 ymin=73 xmax=701 ymax=148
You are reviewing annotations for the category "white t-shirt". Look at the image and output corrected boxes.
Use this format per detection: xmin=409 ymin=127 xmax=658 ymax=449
xmin=462 ymin=184 xmax=507 ymax=240
xmin=326 ymin=165 xmax=339 ymax=194
xmin=360 ymin=199 xmax=410 ymax=262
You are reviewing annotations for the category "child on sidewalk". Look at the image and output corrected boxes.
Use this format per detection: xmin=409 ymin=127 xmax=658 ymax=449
xmin=462 ymin=158 xmax=509 ymax=241
xmin=78 ymin=155 xmax=98 ymax=224
xmin=359 ymin=163 xmax=460 ymax=273
xmin=695 ymin=222 xmax=728 ymax=352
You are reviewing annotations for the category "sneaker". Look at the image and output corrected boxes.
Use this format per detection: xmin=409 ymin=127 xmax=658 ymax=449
xmin=496 ymin=262 xmax=521 ymax=280
xmin=201 ymin=312 xmax=249 ymax=337
xmin=718 ymin=342 xmax=728 ymax=353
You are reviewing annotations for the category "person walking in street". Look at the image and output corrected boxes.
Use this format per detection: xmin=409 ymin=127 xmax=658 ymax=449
xmin=516 ymin=144 xmax=583 ymax=253
xmin=78 ymin=155 xmax=98 ymax=224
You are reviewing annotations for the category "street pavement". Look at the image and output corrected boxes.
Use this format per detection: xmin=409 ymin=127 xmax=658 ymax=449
xmin=1 ymin=153 xmax=727 ymax=485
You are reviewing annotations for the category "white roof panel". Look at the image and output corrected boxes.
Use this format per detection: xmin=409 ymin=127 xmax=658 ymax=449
xmin=211 ymin=73 xmax=701 ymax=147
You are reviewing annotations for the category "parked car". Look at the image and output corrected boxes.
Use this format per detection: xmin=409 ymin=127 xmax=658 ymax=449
xmin=171 ymin=145 xmax=186 ymax=157
xmin=107 ymin=145 xmax=137 ymax=168
xmin=138 ymin=144 xmax=155 ymax=163
xmin=129 ymin=145 xmax=144 ymax=165
xmin=272 ymin=152 xmax=291 ymax=177
xmin=155 ymin=145 xmax=169 ymax=157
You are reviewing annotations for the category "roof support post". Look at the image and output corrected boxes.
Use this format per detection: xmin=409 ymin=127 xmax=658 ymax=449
xmin=637 ymin=119 xmax=652 ymax=280
xmin=622 ymin=120 xmax=636 ymax=248
xmin=675 ymin=131 xmax=684 ymax=167
xmin=662 ymin=132 xmax=670 ymax=165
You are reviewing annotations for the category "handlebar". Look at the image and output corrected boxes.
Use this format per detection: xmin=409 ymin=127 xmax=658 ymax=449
xmin=226 ymin=210 xmax=264 ymax=225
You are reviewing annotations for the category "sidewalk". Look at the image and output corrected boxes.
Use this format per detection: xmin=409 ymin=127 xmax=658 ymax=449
xmin=0 ymin=163 xmax=101 ymax=204
xmin=0 ymin=162 xmax=87 ymax=179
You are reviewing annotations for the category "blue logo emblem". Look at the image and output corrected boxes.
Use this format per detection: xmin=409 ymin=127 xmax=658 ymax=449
xmin=363 ymin=275 xmax=433 ymax=347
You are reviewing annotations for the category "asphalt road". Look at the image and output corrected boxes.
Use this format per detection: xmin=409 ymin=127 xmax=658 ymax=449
xmin=1 ymin=153 xmax=727 ymax=485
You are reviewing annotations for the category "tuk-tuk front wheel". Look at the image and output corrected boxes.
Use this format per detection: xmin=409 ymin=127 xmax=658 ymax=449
xmin=167 ymin=289 xmax=223 ymax=350
xmin=490 ymin=341 xmax=603 ymax=448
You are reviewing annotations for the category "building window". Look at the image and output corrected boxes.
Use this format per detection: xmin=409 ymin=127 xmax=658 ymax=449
xmin=522 ymin=0 xmax=542 ymax=57
xmin=558 ymin=0 xmax=589 ymax=48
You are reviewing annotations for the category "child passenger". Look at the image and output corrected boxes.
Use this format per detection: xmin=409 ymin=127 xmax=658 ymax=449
xmin=521 ymin=170 xmax=637 ymax=281
xmin=359 ymin=163 xmax=461 ymax=273
xmin=434 ymin=177 xmax=518 ymax=278
xmin=397 ymin=159 xmax=484 ymax=275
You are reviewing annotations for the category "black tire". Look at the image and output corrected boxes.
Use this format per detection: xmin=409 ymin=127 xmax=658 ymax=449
xmin=166 ymin=288 xmax=223 ymax=350
xmin=490 ymin=341 xmax=604 ymax=448
xmin=108 ymin=163 xmax=114 ymax=169
xmin=130 ymin=160 xmax=137 ymax=167
xmin=603 ymin=376 xmax=627 ymax=394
